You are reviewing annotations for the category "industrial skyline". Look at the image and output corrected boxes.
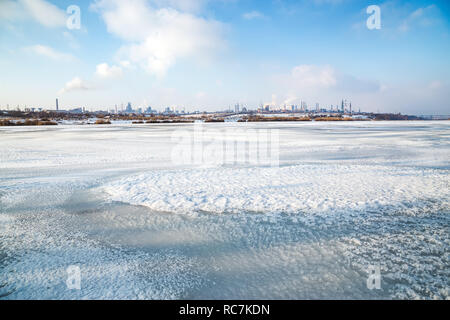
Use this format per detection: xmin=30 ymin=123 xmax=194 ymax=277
xmin=0 ymin=98 xmax=360 ymax=115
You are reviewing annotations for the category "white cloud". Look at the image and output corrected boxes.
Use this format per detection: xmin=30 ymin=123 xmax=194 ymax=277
xmin=0 ymin=0 xmax=24 ymax=21
xmin=20 ymin=0 xmax=66 ymax=27
xmin=92 ymin=0 xmax=225 ymax=77
xmin=283 ymin=95 xmax=298 ymax=105
xmin=95 ymin=63 xmax=123 ymax=78
xmin=59 ymin=77 xmax=91 ymax=94
xmin=271 ymin=64 xmax=448 ymax=115
xmin=120 ymin=60 xmax=131 ymax=68
xmin=242 ymin=11 xmax=264 ymax=20
xmin=281 ymin=64 xmax=380 ymax=94
xmin=269 ymin=64 xmax=382 ymax=109
xmin=398 ymin=5 xmax=440 ymax=32
xmin=0 ymin=0 xmax=66 ymax=27
xmin=153 ymin=0 xmax=208 ymax=13
xmin=26 ymin=45 xmax=75 ymax=61
xmin=291 ymin=64 xmax=337 ymax=88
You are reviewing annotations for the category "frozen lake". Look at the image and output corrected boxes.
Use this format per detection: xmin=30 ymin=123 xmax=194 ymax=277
xmin=0 ymin=121 xmax=449 ymax=299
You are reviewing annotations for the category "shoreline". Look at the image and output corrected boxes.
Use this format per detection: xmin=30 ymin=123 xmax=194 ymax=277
xmin=1 ymin=118 xmax=448 ymax=127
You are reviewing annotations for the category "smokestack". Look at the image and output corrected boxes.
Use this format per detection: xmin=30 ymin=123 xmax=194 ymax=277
xmin=56 ymin=98 xmax=59 ymax=111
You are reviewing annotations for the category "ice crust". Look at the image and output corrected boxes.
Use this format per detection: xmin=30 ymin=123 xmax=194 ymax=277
xmin=103 ymin=164 xmax=449 ymax=216
xmin=1 ymin=122 xmax=449 ymax=299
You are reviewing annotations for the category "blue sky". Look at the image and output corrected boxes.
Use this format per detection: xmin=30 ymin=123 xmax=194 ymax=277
xmin=0 ymin=0 xmax=449 ymax=114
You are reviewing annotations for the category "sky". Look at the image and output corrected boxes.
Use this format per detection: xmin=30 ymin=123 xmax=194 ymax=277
xmin=0 ymin=0 xmax=449 ymax=114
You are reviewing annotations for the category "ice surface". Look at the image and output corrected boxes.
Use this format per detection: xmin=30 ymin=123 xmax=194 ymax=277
xmin=102 ymin=165 xmax=449 ymax=215
xmin=0 ymin=121 xmax=449 ymax=299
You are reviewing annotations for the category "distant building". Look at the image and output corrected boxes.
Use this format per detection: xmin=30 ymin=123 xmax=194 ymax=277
xmin=125 ymin=102 xmax=133 ymax=113
xmin=56 ymin=98 xmax=59 ymax=111
xmin=145 ymin=106 xmax=153 ymax=114
xmin=69 ymin=108 xmax=83 ymax=114
xmin=301 ymin=101 xmax=308 ymax=112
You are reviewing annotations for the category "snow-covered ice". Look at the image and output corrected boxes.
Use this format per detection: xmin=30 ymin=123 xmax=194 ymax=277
xmin=0 ymin=121 xmax=449 ymax=299
xmin=102 ymin=164 xmax=449 ymax=215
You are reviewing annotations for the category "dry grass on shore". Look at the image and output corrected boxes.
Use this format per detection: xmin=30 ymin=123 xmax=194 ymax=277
xmin=314 ymin=117 xmax=353 ymax=121
xmin=94 ymin=119 xmax=111 ymax=125
xmin=0 ymin=119 xmax=58 ymax=126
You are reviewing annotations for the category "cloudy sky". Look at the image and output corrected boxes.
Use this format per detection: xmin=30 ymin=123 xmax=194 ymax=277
xmin=0 ymin=0 xmax=449 ymax=114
